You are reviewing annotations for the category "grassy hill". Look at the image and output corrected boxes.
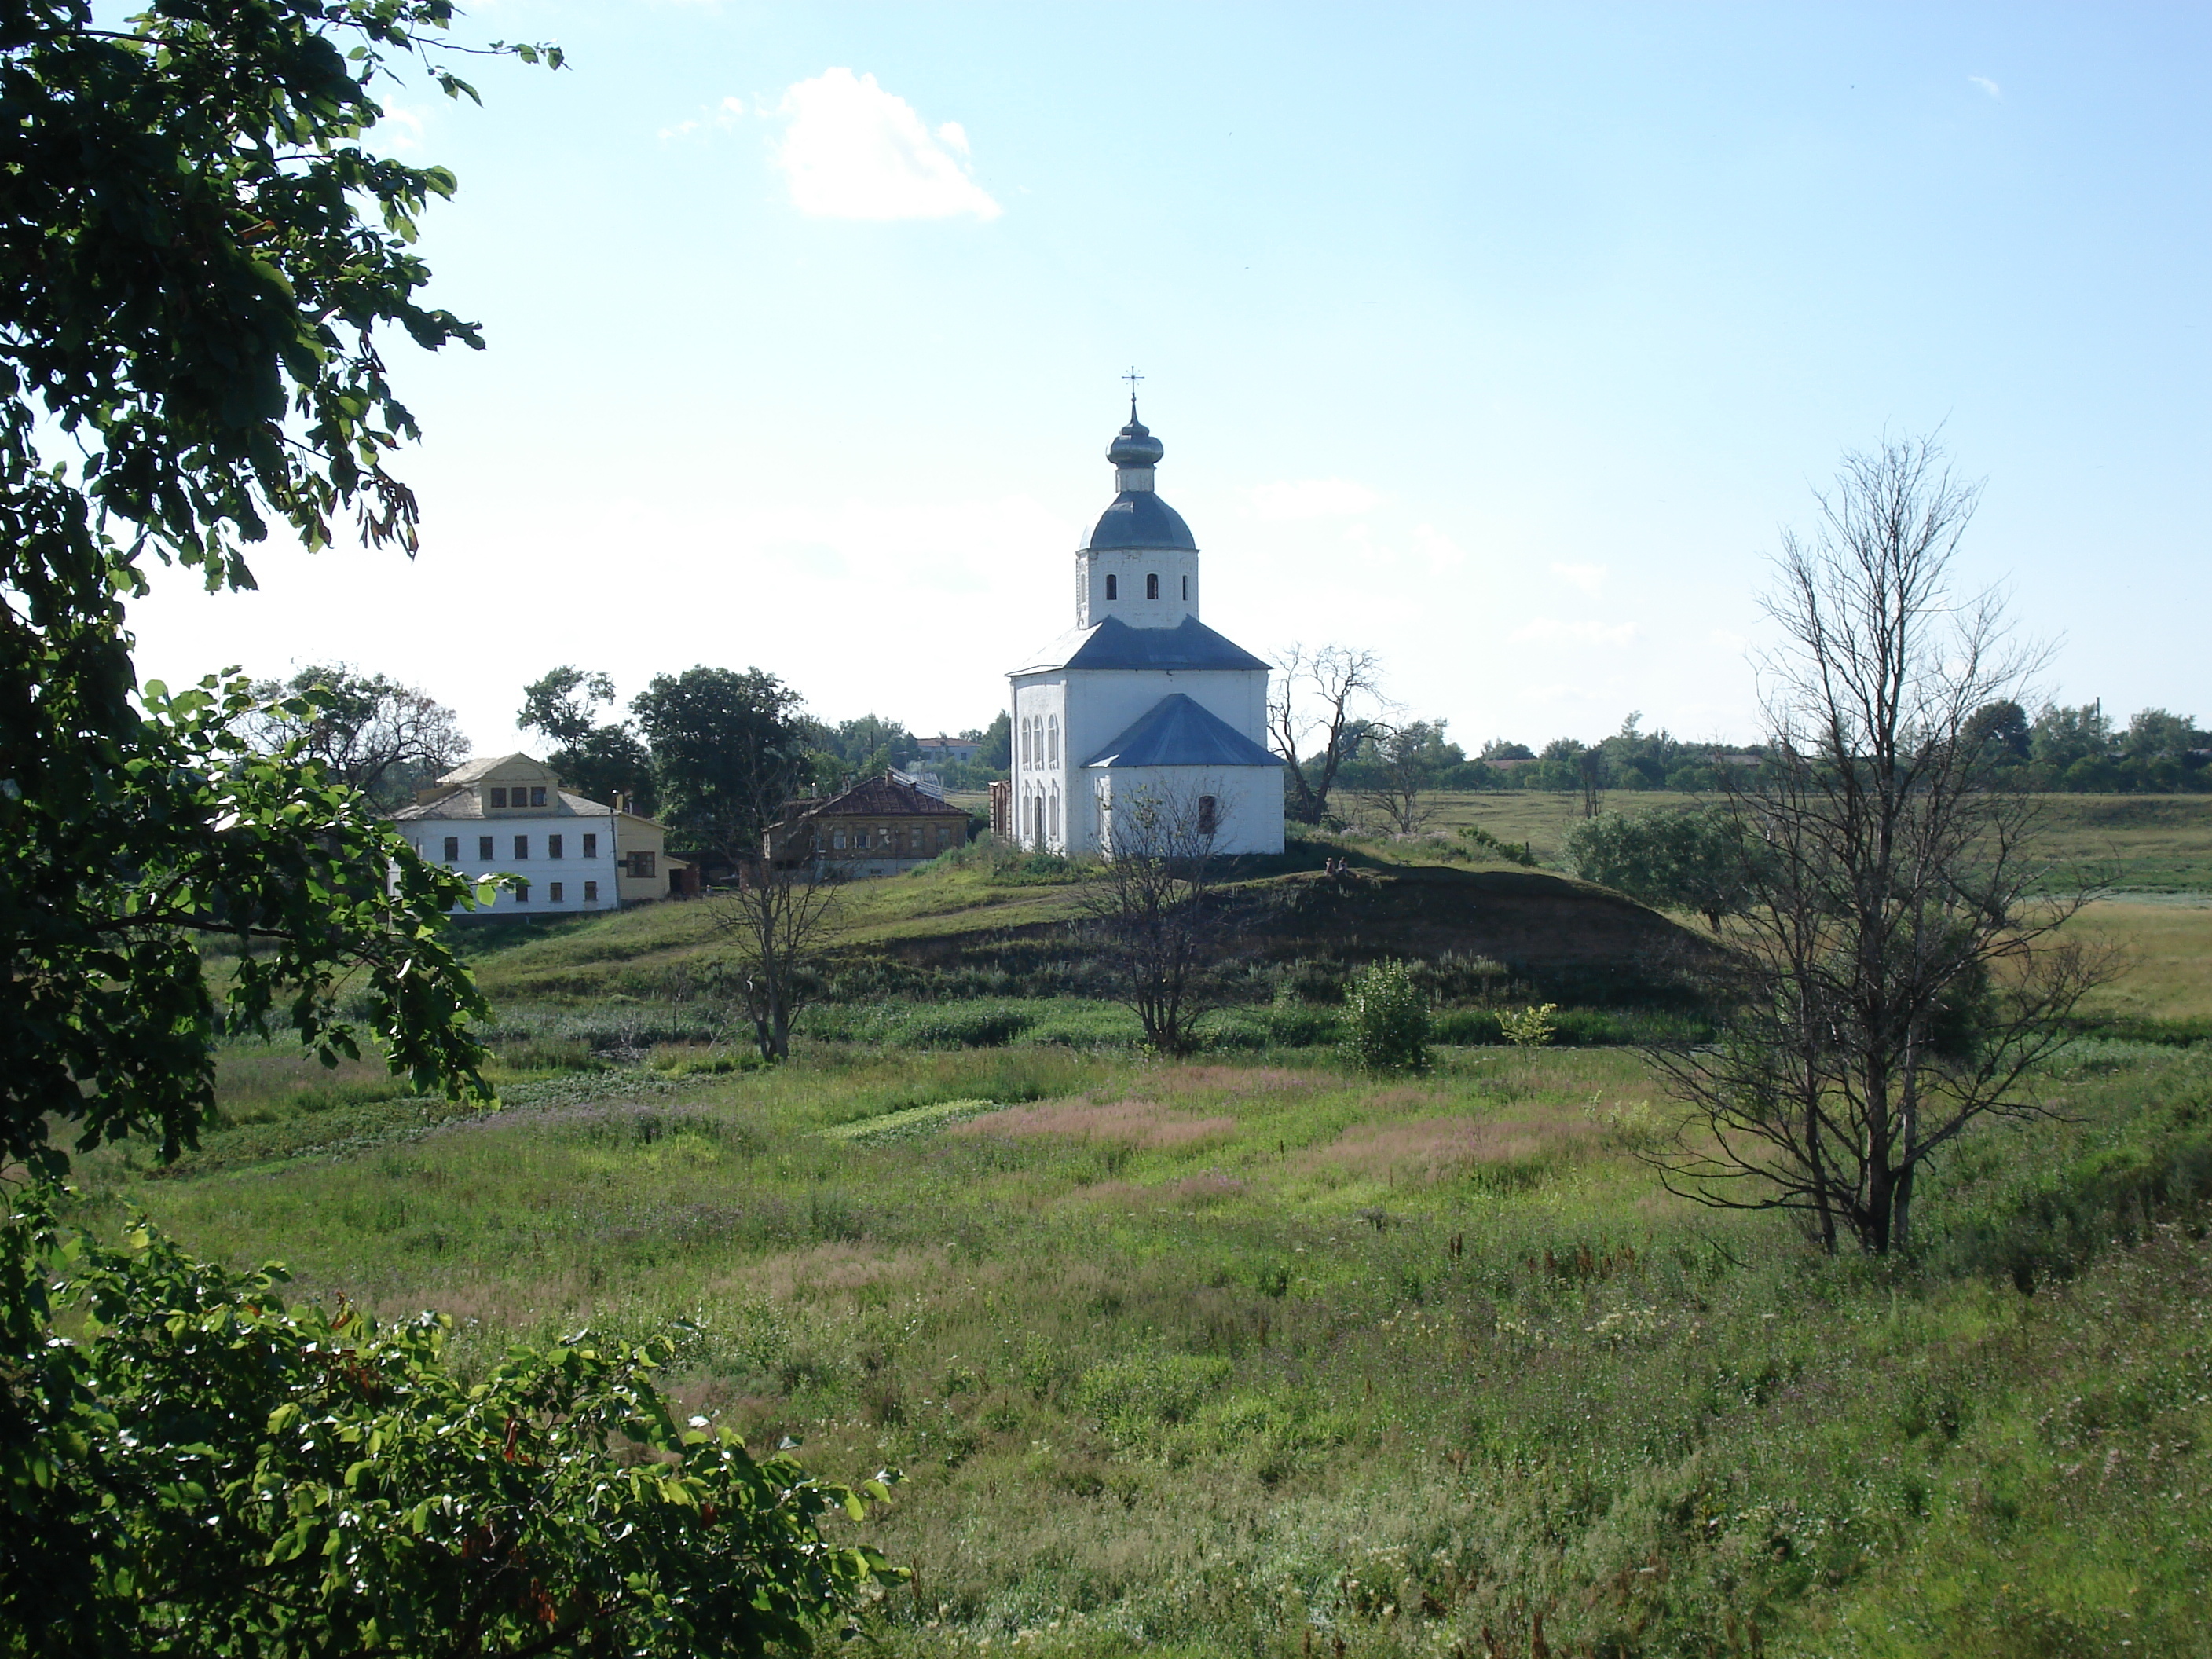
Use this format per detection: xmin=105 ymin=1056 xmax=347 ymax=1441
xmin=464 ymin=838 xmax=1715 ymax=1020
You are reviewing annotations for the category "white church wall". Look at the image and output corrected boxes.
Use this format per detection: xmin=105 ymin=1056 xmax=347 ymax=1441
xmin=1057 ymin=668 xmax=1267 ymax=774
xmin=1075 ymin=546 xmax=1200 ymax=629
xmin=1010 ymin=679 xmax=1071 ymax=851
xmin=1010 ymin=666 xmax=1274 ymax=855
xmin=1091 ymin=766 xmax=1283 ymax=859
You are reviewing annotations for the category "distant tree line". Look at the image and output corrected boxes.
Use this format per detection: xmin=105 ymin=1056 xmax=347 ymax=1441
xmin=1308 ymin=698 xmax=2211 ymax=809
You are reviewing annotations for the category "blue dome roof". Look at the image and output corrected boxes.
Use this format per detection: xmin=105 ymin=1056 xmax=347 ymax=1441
xmin=1108 ymin=417 xmax=1164 ymax=468
xmin=1083 ymin=490 xmax=1197 ymax=551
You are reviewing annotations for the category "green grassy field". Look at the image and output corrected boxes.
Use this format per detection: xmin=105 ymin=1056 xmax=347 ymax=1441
xmin=74 ymin=1027 xmax=2212 ymax=1657
xmin=1422 ymin=789 xmax=2212 ymax=891
xmin=79 ymin=803 xmax=2212 ymax=1655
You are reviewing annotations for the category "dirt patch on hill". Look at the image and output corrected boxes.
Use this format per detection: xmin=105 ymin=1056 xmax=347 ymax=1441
xmin=851 ymin=862 xmax=1717 ymax=1007
xmin=1230 ymin=866 xmax=1707 ymax=973
xmin=954 ymin=1097 xmax=1236 ymax=1149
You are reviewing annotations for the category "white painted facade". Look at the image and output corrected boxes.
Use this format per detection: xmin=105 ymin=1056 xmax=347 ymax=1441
xmin=401 ymin=813 xmax=622 ymax=914
xmin=1007 ymin=406 xmax=1285 ymax=859
xmin=390 ymin=754 xmax=684 ymax=914
xmin=1090 ymin=764 xmax=1284 ymax=859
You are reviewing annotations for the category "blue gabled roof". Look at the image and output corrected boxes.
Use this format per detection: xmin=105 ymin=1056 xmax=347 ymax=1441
xmin=1009 ymin=614 xmax=1271 ymax=676
xmin=1082 ymin=490 xmax=1197 ymax=551
xmin=1084 ymin=694 xmax=1286 ymax=771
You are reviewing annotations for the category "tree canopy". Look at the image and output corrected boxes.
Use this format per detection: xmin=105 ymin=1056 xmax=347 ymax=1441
xmin=631 ymin=666 xmax=812 ymax=855
xmin=519 ymin=665 xmax=656 ymax=810
xmin=0 ymin=12 xmax=899 ymax=1650
xmin=247 ymin=662 xmax=469 ymax=806
xmin=0 ymin=0 xmax=541 ymax=1171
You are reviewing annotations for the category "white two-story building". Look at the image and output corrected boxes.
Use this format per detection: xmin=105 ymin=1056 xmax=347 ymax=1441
xmin=390 ymin=754 xmax=687 ymax=914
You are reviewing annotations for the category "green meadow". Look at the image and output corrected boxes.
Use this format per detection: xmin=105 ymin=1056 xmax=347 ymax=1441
xmin=79 ymin=802 xmax=2212 ymax=1657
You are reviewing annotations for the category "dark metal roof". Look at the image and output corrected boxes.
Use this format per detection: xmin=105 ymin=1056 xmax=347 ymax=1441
xmin=1083 ymin=694 xmax=1285 ymax=770
xmin=1009 ymin=614 xmax=1272 ymax=676
xmin=1081 ymin=489 xmax=1197 ymax=551
xmin=391 ymin=788 xmax=613 ymax=822
xmin=789 ymin=773 xmax=971 ymax=821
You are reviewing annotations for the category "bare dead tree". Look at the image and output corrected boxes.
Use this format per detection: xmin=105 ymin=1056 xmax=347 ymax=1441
xmin=1645 ymin=435 xmax=2111 ymax=1254
xmin=1268 ymin=643 xmax=1384 ymax=826
xmin=712 ymin=855 xmax=844 ymax=1064
xmin=1080 ymin=782 xmax=1229 ymax=1055
xmin=1356 ymin=719 xmax=1442 ymax=835
xmin=704 ymin=728 xmax=842 ymax=1064
xmin=1577 ymin=749 xmax=1605 ymax=820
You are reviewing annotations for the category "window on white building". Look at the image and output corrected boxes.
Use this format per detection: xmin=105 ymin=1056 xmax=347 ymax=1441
xmin=548 ymin=834 xmax=563 ymax=859
xmin=1199 ymin=795 xmax=1219 ymax=837
xmin=514 ymin=880 xmax=529 ymax=903
xmin=1147 ymin=573 xmax=1159 ymax=599
xmin=549 ymin=882 xmax=563 ymax=903
xmin=478 ymin=835 xmax=493 ymax=860
xmin=1049 ymin=788 xmax=1060 ymax=841
xmin=442 ymin=836 xmax=459 ymax=862
xmin=584 ymin=881 xmax=599 ymax=902
xmin=514 ymin=836 xmax=529 ymax=859
xmin=1105 ymin=573 xmax=1118 ymax=600
xmin=530 ymin=787 xmax=547 ymax=806
xmin=582 ymin=833 xmax=597 ymax=857
xmin=1048 ymin=716 xmax=1060 ymax=767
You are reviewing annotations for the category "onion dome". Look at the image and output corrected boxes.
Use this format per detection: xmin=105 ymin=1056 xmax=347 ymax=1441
xmin=1107 ymin=413 xmax=1165 ymax=469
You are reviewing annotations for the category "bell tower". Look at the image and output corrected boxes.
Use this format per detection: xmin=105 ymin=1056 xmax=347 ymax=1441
xmin=1073 ymin=385 xmax=1201 ymax=629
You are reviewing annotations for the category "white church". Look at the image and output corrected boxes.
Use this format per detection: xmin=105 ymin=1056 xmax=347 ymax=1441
xmin=1005 ymin=398 xmax=1285 ymax=857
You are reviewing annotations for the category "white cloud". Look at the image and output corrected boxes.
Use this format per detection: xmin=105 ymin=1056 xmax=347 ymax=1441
xmin=775 ymin=69 xmax=1001 ymax=221
xmin=1969 ymin=75 xmax=2002 ymax=101
xmin=1247 ymin=478 xmax=1382 ymax=521
xmin=660 ymin=96 xmax=745 ymax=142
xmin=1511 ymin=617 xmax=1639 ymax=645
xmin=1412 ymin=523 xmax=1465 ymax=573
xmin=377 ymin=102 xmax=428 ymax=154
xmin=1551 ymin=561 xmax=1606 ymax=593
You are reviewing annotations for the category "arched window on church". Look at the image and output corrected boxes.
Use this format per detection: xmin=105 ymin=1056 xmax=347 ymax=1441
xmin=1105 ymin=574 xmax=1117 ymax=601
xmin=1146 ymin=573 xmax=1159 ymax=599
xmin=1182 ymin=574 xmax=1188 ymax=600
xmin=1048 ymin=716 xmax=1060 ymax=767
xmin=1031 ymin=793 xmax=1045 ymax=847
xmin=1019 ymin=717 xmax=1030 ymax=770
xmin=1049 ymin=786 xmax=1060 ymax=843
xmin=1198 ymin=795 xmax=1219 ymax=837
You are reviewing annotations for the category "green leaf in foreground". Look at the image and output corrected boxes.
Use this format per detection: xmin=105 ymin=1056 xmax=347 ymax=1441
xmin=0 ymin=1197 xmax=906 ymax=1655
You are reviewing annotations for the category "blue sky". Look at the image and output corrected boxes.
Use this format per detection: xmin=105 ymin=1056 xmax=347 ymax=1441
xmin=130 ymin=2 xmax=2212 ymax=754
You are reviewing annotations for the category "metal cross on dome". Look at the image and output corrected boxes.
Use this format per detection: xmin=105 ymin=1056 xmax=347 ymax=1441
xmin=1122 ymin=365 xmax=1143 ymax=419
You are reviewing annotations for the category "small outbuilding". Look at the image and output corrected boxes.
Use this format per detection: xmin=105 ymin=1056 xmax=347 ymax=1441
xmin=764 ymin=772 xmax=973 ymax=879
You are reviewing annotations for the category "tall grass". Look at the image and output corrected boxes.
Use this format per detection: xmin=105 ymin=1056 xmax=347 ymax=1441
xmin=73 ymin=1037 xmax=2212 ymax=1657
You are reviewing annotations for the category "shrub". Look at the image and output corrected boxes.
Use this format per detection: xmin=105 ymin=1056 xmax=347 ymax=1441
xmin=892 ymin=1004 xmax=1036 ymax=1049
xmin=1457 ymin=824 xmax=1540 ymax=866
xmin=0 ymin=1202 xmax=903 ymax=1654
xmin=1341 ymin=959 xmax=1431 ymax=1071
xmin=1500 ymin=1002 xmax=1559 ymax=1047
xmin=1432 ymin=1008 xmax=1507 ymax=1045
